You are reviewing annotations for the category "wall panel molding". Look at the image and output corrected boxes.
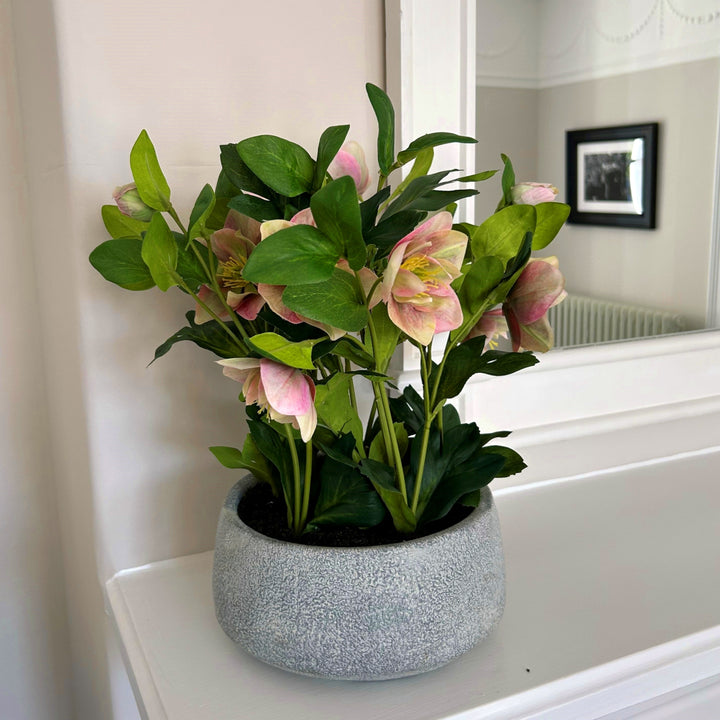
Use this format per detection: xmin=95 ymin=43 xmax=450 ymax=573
xmin=477 ymin=0 xmax=720 ymax=88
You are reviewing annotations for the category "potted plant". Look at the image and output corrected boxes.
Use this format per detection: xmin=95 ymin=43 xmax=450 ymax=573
xmin=90 ymin=83 xmax=569 ymax=680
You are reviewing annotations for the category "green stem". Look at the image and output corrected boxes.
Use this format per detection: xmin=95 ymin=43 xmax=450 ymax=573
xmin=372 ymin=382 xmax=394 ymax=470
xmin=176 ymin=276 xmax=243 ymax=347
xmin=284 ymin=423 xmax=302 ymax=534
xmin=410 ymin=342 xmax=433 ymax=514
xmin=167 ymin=206 xmax=187 ymax=235
xmin=378 ymin=386 xmax=407 ymax=502
xmin=300 ymin=441 xmax=312 ymax=529
xmin=345 ymin=360 xmax=367 ymax=460
xmin=364 ymin=400 xmax=378 ymax=445
xmin=365 ymin=310 xmax=407 ymax=500
xmin=411 ymin=423 xmax=431 ymax=514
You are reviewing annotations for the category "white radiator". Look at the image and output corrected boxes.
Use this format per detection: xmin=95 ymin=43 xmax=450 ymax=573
xmin=547 ymin=294 xmax=686 ymax=347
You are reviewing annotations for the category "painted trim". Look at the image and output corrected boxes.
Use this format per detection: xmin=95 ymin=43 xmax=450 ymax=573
xmin=443 ymin=624 xmax=720 ymax=720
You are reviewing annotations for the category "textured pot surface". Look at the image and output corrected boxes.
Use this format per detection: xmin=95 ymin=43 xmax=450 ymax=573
xmin=212 ymin=476 xmax=505 ymax=680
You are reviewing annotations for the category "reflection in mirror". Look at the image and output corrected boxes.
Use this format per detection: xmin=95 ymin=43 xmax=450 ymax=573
xmin=475 ymin=0 xmax=720 ymax=348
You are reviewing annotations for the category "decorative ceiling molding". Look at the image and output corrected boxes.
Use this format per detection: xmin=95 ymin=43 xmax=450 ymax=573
xmin=477 ymin=0 xmax=720 ymax=88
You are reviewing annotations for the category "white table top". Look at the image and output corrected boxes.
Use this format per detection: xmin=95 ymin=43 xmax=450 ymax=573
xmin=106 ymin=450 xmax=720 ymax=720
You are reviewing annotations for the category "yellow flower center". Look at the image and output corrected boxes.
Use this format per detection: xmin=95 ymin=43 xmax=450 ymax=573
xmin=218 ymin=256 xmax=249 ymax=291
xmin=401 ymin=254 xmax=433 ymax=280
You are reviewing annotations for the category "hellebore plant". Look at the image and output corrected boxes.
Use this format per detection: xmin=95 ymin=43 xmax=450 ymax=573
xmin=90 ymin=84 xmax=570 ymax=539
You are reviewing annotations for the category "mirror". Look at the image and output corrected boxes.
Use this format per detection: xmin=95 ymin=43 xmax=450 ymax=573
xmin=475 ymin=0 xmax=720 ymax=349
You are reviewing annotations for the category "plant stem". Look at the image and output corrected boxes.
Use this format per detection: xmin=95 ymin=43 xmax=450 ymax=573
xmin=410 ymin=342 xmax=433 ymax=514
xmin=176 ymin=276 xmax=244 ymax=348
xmin=365 ymin=310 xmax=407 ymax=502
xmin=378 ymin=385 xmax=407 ymax=503
xmin=283 ymin=423 xmax=302 ymax=534
xmin=167 ymin=206 xmax=187 ymax=235
xmin=411 ymin=423 xmax=431 ymax=514
xmin=300 ymin=440 xmax=313 ymax=529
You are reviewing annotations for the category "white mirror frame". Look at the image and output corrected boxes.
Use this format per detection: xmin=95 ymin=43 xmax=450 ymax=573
xmin=386 ymin=0 xmax=720 ymax=485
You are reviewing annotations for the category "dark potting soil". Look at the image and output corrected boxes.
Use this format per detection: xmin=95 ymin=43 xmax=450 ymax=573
xmin=238 ymin=481 xmax=474 ymax=547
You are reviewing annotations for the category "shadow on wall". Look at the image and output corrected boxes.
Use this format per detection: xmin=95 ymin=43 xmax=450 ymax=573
xmin=8 ymin=0 xmax=113 ymax=716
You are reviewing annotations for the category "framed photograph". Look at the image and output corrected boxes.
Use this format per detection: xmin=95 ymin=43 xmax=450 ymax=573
xmin=566 ymin=123 xmax=658 ymax=229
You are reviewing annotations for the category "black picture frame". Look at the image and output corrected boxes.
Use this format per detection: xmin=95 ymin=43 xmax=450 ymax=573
xmin=565 ymin=123 xmax=658 ymax=229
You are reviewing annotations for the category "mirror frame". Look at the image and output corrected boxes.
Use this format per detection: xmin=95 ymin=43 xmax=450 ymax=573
xmin=386 ymin=0 xmax=720 ymax=482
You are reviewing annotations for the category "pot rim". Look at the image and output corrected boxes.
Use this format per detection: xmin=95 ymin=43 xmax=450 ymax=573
xmin=222 ymin=475 xmax=494 ymax=554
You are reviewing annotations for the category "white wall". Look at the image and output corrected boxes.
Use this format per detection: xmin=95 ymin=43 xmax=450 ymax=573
xmin=0 ymin=1 xmax=73 ymax=717
xmin=7 ymin=0 xmax=385 ymax=717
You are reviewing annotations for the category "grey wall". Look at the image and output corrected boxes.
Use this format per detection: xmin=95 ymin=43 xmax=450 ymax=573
xmin=477 ymin=57 xmax=720 ymax=329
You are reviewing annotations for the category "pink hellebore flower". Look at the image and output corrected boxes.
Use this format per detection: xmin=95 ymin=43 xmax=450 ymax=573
xmin=467 ymin=308 xmax=508 ymax=351
xmin=194 ymin=211 xmax=265 ymax=324
xmin=503 ymin=256 xmax=566 ymax=352
xmin=112 ymin=182 xmax=154 ymax=221
xmin=217 ymin=357 xmax=317 ymax=442
xmin=328 ymin=141 xmax=371 ymax=196
xmin=511 ymin=182 xmax=559 ymax=206
xmin=381 ymin=212 xmax=466 ymax=346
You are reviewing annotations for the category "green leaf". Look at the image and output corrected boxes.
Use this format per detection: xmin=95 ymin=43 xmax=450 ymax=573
xmin=310 ymin=176 xmax=365 ymax=270
xmin=366 ymin=83 xmax=395 ymax=175
xmin=247 ymin=419 xmax=296 ymax=524
xmin=152 ymin=311 xmax=245 ymax=363
xmin=101 ymin=205 xmax=149 ymax=239
xmin=390 ymin=147 xmax=434 ymax=198
xmin=247 ymin=332 xmax=318 ymax=370
xmin=481 ymin=445 xmax=526 ymax=477
xmin=174 ymin=235 xmax=208 ymax=292
xmin=396 ymin=132 xmax=477 ymax=165
xmin=129 ymin=129 xmax=171 ymax=211
xmin=500 ymin=153 xmax=516 ymax=208
xmin=369 ymin=303 xmax=401 ymax=373
xmin=502 ymin=230 xmax=533 ymax=281
xmin=430 ymin=336 xmax=488 ymax=401
xmin=309 ymin=458 xmax=386 ymax=529
xmin=237 ymin=135 xmax=315 ymax=197
xmin=421 ymin=452 xmax=505 ymax=524
xmin=409 ymin=188 xmax=478 ymax=212
xmin=313 ymin=432 xmax=358 ymax=468
xmin=381 ymin=170 xmax=452 ymax=219
xmin=459 ymin=256 xmax=505 ymax=315
xmin=314 ymin=373 xmax=365 ymax=450
xmin=206 ymin=171 xmax=234 ymax=230
xmin=314 ymin=124 xmax=350 ymax=189
xmin=369 ymin=422 xmax=408 ymax=465
xmin=364 ymin=210 xmax=425 ymax=255
xmin=467 ymin=204 xmax=536 ymax=265
xmin=188 ymin=184 xmax=215 ymax=242
xmin=209 ymin=435 xmax=277 ymax=492
xmin=89 ymin=237 xmax=155 ymax=291
xmin=359 ymin=458 xmax=416 ymax=533
xmin=227 ymin=193 xmax=281 ymax=222
xmin=242 ymin=224 xmax=341 ymax=285
xmin=387 ymin=385 xmax=425 ymax=434
xmin=470 ymin=349 xmax=539 ymax=376
xmin=219 ymin=144 xmax=272 ymax=197
xmin=360 ymin=187 xmax=391 ymax=233
xmin=458 ymin=169 xmax=499 ymax=182
xmin=312 ymin=337 xmax=375 ymax=368
xmin=532 ymin=202 xmax=571 ymax=250
xmin=282 ymin=268 xmax=368 ymax=332
xmin=141 ymin=213 xmax=178 ymax=291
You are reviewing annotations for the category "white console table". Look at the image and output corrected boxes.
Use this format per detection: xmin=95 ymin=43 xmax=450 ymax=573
xmin=106 ymin=450 xmax=720 ymax=719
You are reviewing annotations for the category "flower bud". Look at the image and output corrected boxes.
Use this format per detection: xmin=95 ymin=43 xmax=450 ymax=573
xmin=112 ymin=183 xmax=154 ymax=221
xmin=511 ymin=182 xmax=558 ymax=206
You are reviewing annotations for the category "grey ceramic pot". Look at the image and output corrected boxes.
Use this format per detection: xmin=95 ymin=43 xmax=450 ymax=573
xmin=212 ymin=476 xmax=505 ymax=680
